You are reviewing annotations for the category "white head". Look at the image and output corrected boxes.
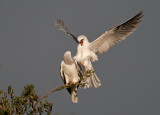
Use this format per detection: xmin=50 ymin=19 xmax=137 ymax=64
xmin=77 ymin=35 xmax=89 ymax=46
xmin=63 ymin=51 xmax=74 ymax=65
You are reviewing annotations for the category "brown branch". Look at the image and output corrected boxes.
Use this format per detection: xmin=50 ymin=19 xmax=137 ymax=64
xmin=32 ymin=69 xmax=94 ymax=111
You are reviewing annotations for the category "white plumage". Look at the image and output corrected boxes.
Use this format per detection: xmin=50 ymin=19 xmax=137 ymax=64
xmin=56 ymin=11 xmax=143 ymax=89
xmin=60 ymin=51 xmax=82 ymax=103
xmin=73 ymin=11 xmax=143 ymax=88
xmin=73 ymin=35 xmax=101 ymax=88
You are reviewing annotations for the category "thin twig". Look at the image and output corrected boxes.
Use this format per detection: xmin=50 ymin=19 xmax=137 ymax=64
xmin=32 ymin=70 xmax=94 ymax=111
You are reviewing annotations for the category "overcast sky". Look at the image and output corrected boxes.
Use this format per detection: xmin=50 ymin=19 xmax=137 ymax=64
xmin=0 ymin=0 xmax=160 ymax=115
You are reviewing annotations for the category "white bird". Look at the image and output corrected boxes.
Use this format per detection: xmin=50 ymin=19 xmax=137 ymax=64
xmin=60 ymin=51 xmax=83 ymax=103
xmin=73 ymin=35 xmax=101 ymax=88
xmin=56 ymin=11 xmax=143 ymax=88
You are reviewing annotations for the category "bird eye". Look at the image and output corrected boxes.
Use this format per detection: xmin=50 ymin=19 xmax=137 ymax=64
xmin=79 ymin=39 xmax=84 ymax=46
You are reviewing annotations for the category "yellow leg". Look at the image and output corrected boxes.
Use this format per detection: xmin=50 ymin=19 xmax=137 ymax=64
xmin=65 ymin=83 xmax=69 ymax=86
xmin=81 ymin=62 xmax=85 ymax=67
xmin=72 ymin=81 xmax=76 ymax=84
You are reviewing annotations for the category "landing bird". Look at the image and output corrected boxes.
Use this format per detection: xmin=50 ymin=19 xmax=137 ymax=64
xmin=56 ymin=11 xmax=143 ymax=88
xmin=60 ymin=51 xmax=83 ymax=103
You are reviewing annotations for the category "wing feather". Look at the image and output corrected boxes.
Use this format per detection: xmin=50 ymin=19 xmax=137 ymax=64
xmin=89 ymin=11 xmax=143 ymax=54
xmin=55 ymin=19 xmax=78 ymax=43
xmin=60 ymin=61 xmax=65 ymax=83
xmin=60 ymin=61 xmax=71 ymax=94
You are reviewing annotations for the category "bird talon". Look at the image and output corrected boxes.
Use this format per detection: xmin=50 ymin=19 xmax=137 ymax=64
xmin=81 ymin=62 xmax=85 ymax=67
xmin=72 ymin=82 xmax=76 ymax=84
xmin=65 ymin=83 xmax=69 ymax=86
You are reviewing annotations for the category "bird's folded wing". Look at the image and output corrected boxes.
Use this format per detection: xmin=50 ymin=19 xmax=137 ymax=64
xmin=60 ymin=61 xmax=65 ymax=83
xmin=89 ymin=11 xmax=143 ymax=54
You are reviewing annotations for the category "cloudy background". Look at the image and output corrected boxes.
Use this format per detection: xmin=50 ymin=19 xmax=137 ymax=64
xmin=0 ymin=0 xmax=160 ymax=115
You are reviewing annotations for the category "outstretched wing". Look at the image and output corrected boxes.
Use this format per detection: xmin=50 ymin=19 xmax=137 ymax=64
xmin=55 ymin=19 xmax=78 ymax=43
xmin=89 ymin=11 xmax=143 ymax=54
xmin=55 ymin=19 xmax=68 ymax=34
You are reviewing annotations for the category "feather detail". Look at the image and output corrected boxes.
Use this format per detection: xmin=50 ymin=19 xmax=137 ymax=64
xmin=55 ymin=19 xmax=78 ymax=43
xmin=55 ymin=19 xmax=68 ymax=33
xmin=89 ymin=11 xmax=143 ymax=54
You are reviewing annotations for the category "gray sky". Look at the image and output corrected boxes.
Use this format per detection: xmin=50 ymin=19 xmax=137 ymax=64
xmin=0 ymin=0 xmax=160 ymax=115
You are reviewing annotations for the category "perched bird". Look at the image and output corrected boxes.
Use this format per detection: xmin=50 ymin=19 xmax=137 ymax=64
xmin=60 ymin=51 xmax=83 ymax=103
xmin=56 ymin=11 xmax=143 ymax=88
xmin=55 ymin=20 xmax=101 ymax=88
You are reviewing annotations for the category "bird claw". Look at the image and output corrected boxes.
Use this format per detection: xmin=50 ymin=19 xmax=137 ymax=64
xmin=72 ymin=82 xmax=76 ymax=84
xmin=65 ymin=83 xmax=69 ymax=86
xmin=81 ymin=62 xmax=85 ymax=67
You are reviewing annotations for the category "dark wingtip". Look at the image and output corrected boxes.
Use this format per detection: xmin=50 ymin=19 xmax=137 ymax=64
xmin=135 ymin=10 xmax=143 ymax=21
xmin=138 ymin=10 xmax=143 ymax=14
xmin=67 ymin=32 xmax=79 ymax=44
xmin=127 ymin=10 xmax=143 ymax=25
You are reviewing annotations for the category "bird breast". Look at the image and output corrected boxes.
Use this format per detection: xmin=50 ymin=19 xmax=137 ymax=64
xmin=81 ymin=44 xmax=98 ymax=62
xmin=74 ymin=42 xmax=98 ymax=64
xmin=63 ymin=64 xmax=80 ymax=83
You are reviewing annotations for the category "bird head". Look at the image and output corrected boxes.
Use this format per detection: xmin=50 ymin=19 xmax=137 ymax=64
xmin=77 ymin=35 xmax=88 ymax=46
xmin=63 ymin=51 xmax=74 ymax=65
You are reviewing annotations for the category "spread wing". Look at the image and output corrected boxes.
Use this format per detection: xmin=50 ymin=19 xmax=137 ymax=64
xmin=89 ymin=11 xmax=143 ymax=54
xmin=55 ymin=19 xmax=78 ymax=43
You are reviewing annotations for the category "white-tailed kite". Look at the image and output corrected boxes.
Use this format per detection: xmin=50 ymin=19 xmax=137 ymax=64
xmin=56 ymin=11 xmax=143 ymax=88
xmin=60 ymin=51 xmax=83 ymax=103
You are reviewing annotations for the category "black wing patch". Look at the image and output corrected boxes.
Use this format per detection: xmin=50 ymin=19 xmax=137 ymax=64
xmin=62 ymin=72 xmax=71 ymax=94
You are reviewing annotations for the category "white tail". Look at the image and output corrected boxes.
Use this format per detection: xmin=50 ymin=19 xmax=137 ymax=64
xmin=71 ymin=85 xmax=78 ymax=103
xmin=83 ymin=61 xmax=101 ymax=88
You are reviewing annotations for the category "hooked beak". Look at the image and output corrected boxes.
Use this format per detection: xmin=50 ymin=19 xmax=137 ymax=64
xmin=79 ymin=40 xmax=83 ymax=46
